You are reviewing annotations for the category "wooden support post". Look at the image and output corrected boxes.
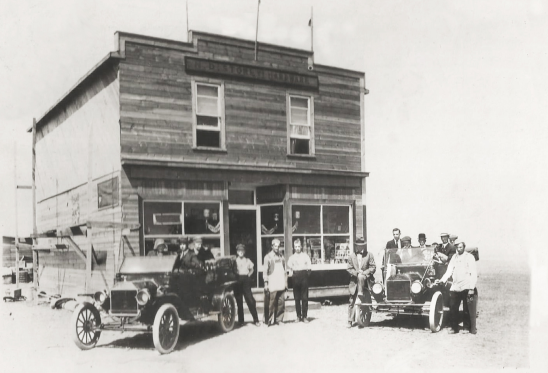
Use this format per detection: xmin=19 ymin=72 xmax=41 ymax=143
xmin=122 ymin=235 xmax=136 ymax=256
xmin=32 ymin=118 xmax=38 ymax=289
xmin=86 ymin=230 xmax=93 ymax=292
xmin=86 ymin=120 xmax=94 ymax=292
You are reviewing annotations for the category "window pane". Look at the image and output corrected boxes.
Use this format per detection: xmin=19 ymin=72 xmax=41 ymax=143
xmin=144 ymin=202 xmax=182 ymax=235
xmin=324 ymin=236 xmax=351 ymax=264
xmin=290 ymin=124 xmax=310 ymax=138
xmin=196 ymin=115 xmax=219 ymax=127
xmin=305 ymin=237 xmax=322 ymax=265
xmin=290 ymin=138 xmax=310 ymax=155
xmin=290 ymin=107 xmax=308 ymax=125
xmin=323 ymin=206 xmax=350 ymax=233
xmin=260 ymin=205 xmax=284 ymax=235
xmin=196 ymin=129 xmax=221 ymax=148
xmin=291 ymin=97 xmax=308 ymax=108
xmin=97 ymin=177 xmax=119 ymax=208
xmin=197 ymin=96 xmax=218 ymax=116
xmin=197 ymin=84 xmax=218 ymax=97
xmin=292 ymin=205 xmax=320 ymax=234
xmin=184 ymin=203 xmax=221 ymax=234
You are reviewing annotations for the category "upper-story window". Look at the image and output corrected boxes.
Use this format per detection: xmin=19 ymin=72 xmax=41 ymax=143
xmin=288 ymin=94 xmax=314 ymax=155
xmin=192 ymin=81 xmax=225 ymax=149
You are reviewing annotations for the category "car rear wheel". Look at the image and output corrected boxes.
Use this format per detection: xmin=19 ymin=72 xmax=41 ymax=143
xmin=71 ymin=303 xmax=102 ymax=350
xmin=429 ymin=291 xmax=444 ymax=332
xmin=153 ymin=304 xmax=180 ymax=354
xmin=355 ymin=305 xmax=372 ymax=328
xmin=218 ymin=292 xmax=236 ymax=332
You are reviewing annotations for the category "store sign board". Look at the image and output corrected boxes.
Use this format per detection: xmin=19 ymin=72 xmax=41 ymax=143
xmin=185 ymin=57 xmax=319 ymax=90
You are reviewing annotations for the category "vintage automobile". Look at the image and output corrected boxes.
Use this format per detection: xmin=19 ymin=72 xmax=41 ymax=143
xmin=70 ymin=254 xmax=238 ymax=354
xmin=355 ymin=245 xmax=479 ymax=332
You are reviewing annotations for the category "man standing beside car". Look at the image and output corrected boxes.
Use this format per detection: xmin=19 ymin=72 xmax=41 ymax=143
xmin=234 ymin=244 xmax=260 ymax=327
xmin=436 ymin=242 xmax=478 ymax=334
xmin=263 ymin=238 xmax=287 ymax=326
xmin=347 ymin=237 xmax=376 ymax=328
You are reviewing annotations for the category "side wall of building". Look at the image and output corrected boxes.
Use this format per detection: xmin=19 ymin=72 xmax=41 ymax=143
xmin=35 ymin=63 xmax=122 ymax=295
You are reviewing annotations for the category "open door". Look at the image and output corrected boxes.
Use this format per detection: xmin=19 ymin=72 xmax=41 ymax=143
xmin=228 ymin=210 xmax=258 ymax=288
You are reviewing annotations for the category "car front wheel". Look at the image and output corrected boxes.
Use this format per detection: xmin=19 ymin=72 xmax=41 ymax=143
xmin=429 ymin=291 xmax=444 ymax=332
xmin=71 ymin=303 xmax=102 ymax=350
xmin=218 ymin=292 xmax=236 ymax=332
xmin=355 ymin=305 xmax=372 ymax=328
xmin=153 ymin=304 xmax=180 ymax=354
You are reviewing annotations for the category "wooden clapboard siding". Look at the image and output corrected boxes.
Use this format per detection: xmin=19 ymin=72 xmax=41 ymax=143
xmin=119 ymin=34 xmax=364 ymax=173
xmin=120 ymin=168 xmax=141 ymax=255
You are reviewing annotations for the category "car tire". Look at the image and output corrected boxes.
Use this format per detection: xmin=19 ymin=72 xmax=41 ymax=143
xmin=429 ymin=291 xmax=444 ymax=332
xmin=355 ymin=305 xmax=372 ymax=328
xmin=153 ymin=304 xmax=180 ymax=354
xmin=218 ymin=292 xmax=236 ymax=332
xmin=71 ymin=303 xmax=102 ymax=350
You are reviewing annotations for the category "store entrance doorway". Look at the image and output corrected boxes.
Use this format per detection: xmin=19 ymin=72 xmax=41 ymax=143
xmin=228 ymin=209 xmax=258 ymax=288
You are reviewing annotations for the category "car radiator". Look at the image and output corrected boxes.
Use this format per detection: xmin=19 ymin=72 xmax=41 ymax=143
xmin=386 ymin=280 xmax=411 ymax=301
xmin=110 ymin=289 xmax=138 ymax=314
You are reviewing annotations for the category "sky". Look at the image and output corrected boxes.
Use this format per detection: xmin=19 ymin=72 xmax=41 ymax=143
xmin=1 ymin=0 xmax=547 ymax=265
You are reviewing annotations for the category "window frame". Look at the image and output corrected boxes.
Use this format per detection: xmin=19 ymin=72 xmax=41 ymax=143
xmin=286 ymin=93 xmax=315 ymax=156
xmin=191 ymin=78 xmax=226 ymax=150
xmin=97 ymin=176 xmax=119 ymax=210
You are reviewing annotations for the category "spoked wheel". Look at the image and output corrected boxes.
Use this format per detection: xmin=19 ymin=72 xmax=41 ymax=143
xmin=153 ymin=304 xmax=180 ymax=354
xmin=71 ymin=303 xmax=102 ymax=350
xmin=429 ymin=291 xmax=444 ymax=332
xmin=218 ymin=292 xmax=236 ymax=332
xmin=355 ymin=305 xmax=372 ymax=328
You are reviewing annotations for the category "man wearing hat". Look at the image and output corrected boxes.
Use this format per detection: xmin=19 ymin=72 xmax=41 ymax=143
xmin=434 ymin=233 xmax=456 ymax=265
xmin=399 ymin=236 xmax=414 ymax=262
xmin=174 ymin=237 xmax=202 ymax=270
xmin=347 ymin=237 xmax=376 ymax=328
xmin=418 ymin=233 xmax=427 ymax=248
xmin=449 ymin=234 xmax=458 ymax=245
xmin=193 ymin=236 xmax=215 ymax=262
xmin=234 ymin=244 xmax=260 ymax=326
xmin=263 ymin=238 xmax=287 ymax=326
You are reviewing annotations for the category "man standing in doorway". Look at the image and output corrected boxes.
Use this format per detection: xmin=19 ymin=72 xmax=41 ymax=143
xmin=263 ymin=238 xmax=287 ymax=326
xmin=287 ymin=238 xmax=312 ymax=323
xmin=436 ymin=242 xmax=478 ymax=334
xmin=386 ymin=228 xmax=402 ymax=249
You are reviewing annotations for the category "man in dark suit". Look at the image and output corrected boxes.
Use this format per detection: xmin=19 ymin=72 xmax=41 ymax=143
xmin=386 ymin=228 xmax=402 ymax=249
xmin=347 ymin=237 xmax=376 ymax=328
xmin=434 ymin=233 xmax=456 ymax=264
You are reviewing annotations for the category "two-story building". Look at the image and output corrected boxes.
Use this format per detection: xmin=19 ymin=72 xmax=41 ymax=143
xmin=31 ymin=31 xmax=369 ymax=296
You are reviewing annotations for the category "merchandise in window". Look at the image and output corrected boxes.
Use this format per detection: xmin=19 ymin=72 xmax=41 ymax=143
xmin=184 ymin=203 xmax=222 ymax=235
xmin=260 ymin=204 xmax=285 ymax=263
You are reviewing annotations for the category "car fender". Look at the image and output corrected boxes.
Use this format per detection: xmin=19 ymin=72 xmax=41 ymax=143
xmin=210 ymin=281 xmax=237 ymax=310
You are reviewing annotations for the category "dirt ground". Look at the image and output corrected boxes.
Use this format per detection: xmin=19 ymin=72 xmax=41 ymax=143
xmin=0 ymin=260 xmax=533 ymax=373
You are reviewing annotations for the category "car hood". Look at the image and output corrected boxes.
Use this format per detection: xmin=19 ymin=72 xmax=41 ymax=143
xmin=119 ymin=255 xmax=176 ymax=275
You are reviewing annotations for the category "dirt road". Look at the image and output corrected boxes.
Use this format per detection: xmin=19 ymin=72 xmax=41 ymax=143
xmin=0 ymin=261 xmax=530 ymax=373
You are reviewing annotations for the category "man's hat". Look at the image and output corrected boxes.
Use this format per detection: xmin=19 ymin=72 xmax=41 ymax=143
xmin=440 ymin=233 xmax=449 ymax=237
xmin=401 ymin=236 xmax=412 ymax=242
xmin=193 ymin=236 xmax=203 ymax=243
xmin=355 ymin=237 xmax=367 ymax=249
xmin=236 ymin=244 xmax=245 ymax=252
xmin=418 ymin=233 xmax=426 ymax=240
xmin=449 ymin=234 xmax=458 ymax=240
xmin=179 ymin=237 xmax=189 ymax=245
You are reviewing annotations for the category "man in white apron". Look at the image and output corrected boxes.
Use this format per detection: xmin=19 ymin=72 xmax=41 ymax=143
xmin=263 ymin=238 xmax=287 ymax=326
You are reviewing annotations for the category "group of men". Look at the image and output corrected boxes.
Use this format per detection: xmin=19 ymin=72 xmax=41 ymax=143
xmin=383 ymin=228 xmax=478 ymax=334
xmin=235 ymin=238 xmax=312 ymax=327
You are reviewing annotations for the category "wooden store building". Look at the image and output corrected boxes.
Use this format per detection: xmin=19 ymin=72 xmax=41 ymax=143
xmin=31 ymin=30 xmax=369 ymax=297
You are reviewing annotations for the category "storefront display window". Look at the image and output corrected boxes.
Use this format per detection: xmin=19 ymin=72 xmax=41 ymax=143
xmin=291 ymin=204 xmax=352 ymax=266
xmin=143 ymin=201 xmax=222 ymax=256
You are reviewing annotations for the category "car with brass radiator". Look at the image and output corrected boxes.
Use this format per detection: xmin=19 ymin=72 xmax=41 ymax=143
xmin=70 ymin=255 xmax=238 ymax=354
xmin=354 ymin=245 xmax=478 ymax=332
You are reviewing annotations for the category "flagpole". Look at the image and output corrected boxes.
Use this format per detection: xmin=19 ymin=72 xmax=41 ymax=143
xmin=311 ymin=6 xmax=314 ymax=53
xmin=255 ymin=0 xmax=260 ymax=61
xmin=186 ymin=0 xmax=189 ymax=42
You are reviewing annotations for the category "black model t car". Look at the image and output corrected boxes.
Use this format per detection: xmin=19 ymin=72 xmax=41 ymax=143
xmin=71 ymin=255 xmax=238 ymax=354
xmin=355 ymin=246 xmax=450 ymax=332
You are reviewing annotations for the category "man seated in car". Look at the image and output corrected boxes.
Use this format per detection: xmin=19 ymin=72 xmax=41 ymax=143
xmin=174 ymin=237 xmax=202 ymax=271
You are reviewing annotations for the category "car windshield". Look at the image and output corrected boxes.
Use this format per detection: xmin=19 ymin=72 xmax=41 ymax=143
xmin=385 ymin=246 xmax=435 ymax=265
xmin=119 ymin=255 xmax=177 ymax=274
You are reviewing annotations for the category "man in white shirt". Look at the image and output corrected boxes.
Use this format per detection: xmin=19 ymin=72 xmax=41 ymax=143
xmin=436 ymin=242 xmax=478 ymax=334
xmin=287 ymin=239 xmax=312 ymax=323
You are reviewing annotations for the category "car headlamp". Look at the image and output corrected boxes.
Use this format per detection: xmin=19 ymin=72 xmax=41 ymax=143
xmin=136 ymin=289 xmax=151 ymax=306
xmin=94 ymin=291 xmax=107 ymax=305
xmin=410 ymin=281 xmax=423 ymax=295
xmin=372 ymin=282 xmax=383 ymax=295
